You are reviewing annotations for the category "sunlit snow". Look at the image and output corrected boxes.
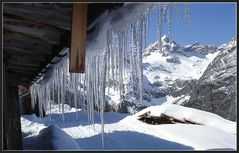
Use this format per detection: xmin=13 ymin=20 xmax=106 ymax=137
xmin=21 ymin=103 xmax=236 ymax=150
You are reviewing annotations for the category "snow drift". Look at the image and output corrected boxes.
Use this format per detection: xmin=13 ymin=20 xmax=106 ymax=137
xmin=21 ymin=103 xmax=236 ymax=150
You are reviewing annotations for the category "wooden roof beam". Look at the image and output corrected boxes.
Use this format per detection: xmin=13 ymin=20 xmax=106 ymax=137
xmin=4 ymin=46 xmax=50 ymax=56
xmin=4 ymin=24 xmax=61 ymax=45
xmin=7 ymin=60 xmax=42 ymax=67
xmin=6 ymin=65 xmax=38 ymax=71
xmin=4 ymin=38 xmax=52 ymax=51
xmin=69 ymin=3 xmax=87 ymax=73
xmin=4 ymin=4 xmax=72 ymax=30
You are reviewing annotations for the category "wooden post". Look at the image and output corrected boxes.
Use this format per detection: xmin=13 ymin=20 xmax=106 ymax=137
xmin=3 ymin=64 xmax=23 ymax=150
xmin=69 ymin=3 xmax=87 ymax=73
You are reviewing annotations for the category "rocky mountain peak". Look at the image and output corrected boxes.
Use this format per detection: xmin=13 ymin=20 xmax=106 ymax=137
xmin=218 ymin=36 xmax=237 ymax=51
xmin=145 ymin=35 xmax=224 ymax=56
xmin=161 ymin=34 xmax=170 ymax=44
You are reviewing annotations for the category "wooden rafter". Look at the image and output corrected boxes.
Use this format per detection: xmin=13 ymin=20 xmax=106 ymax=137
xmin=3 ymin=4 xmax=72 ymax=30
xmin=4 ymin=24 xmax=61 ymax=44
xmin=4 ymin=39 xmax=52 ymax=51
xmin=4 ymin=47 xmax=49 ymax=57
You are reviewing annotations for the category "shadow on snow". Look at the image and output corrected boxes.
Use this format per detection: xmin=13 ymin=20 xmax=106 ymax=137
xmin=21 ymin=110 xmax=128 ymax=128
xmin=75 ymin=130 xmax=194 ymax=151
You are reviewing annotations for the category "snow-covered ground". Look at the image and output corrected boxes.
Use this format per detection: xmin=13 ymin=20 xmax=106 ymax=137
xmin=21 ymin=103 xmax=236 ymax=151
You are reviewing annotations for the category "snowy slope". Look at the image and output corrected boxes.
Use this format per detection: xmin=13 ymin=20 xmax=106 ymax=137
xmin=143 ymin=46 xmax=219 ymax=82
xmin=142 ymin=35 xmax=221 ymax=87
xmin=21 ymin=103 xmax=236 ymax=151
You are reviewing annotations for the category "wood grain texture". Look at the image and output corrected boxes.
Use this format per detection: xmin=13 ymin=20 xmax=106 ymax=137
xmin=4 ymin=24 xmax=60 ymax=44
xmin=4 ymin=4 xmax=72 ymax=30
xmin=69 ymin=3 xmax=87 ymax=73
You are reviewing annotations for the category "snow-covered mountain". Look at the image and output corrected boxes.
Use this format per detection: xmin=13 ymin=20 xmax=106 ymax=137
xmin=183 ymin=36 xmax=237 ymax=121
xmin=106 ymin=35 xmax=236 ymax=121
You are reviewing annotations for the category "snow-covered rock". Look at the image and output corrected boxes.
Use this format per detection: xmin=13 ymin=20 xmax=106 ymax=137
xmin=144 ymin=34 xmax=183 ymax=55
xmin=183 ymin=43 xmax=218 ymax=55
xmin=37 ymin=125 xmax=81 ymax=150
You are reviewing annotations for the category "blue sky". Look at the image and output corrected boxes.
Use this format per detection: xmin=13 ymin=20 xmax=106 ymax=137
xmin=147 ymin=3 xmax=236 ymax=46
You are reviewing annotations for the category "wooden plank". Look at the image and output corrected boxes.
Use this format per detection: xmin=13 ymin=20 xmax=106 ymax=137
xmin=4 ymin=15 xmax=47 ymax=28
xmin=3 ymin=46 xmax=50 ymax=55
xmin=4 ymin=47 xmax=49 ymax=58
xmin=7 ymin=65 xmax=38 ymax=72
xmin=8 ymin=70 xmax=35 ymax=76
xmin=4 ymin=23 xmax=61 ymax=44
xmin=13 ymin=73 xmax=33 ymax=77
xmin=138 ymin=111 xmax=151 ymax=118
xmin=34 ymin=3 xmax=73 ymax=13
xmin=4 ymin=32 xmax=51 ymax=45
xmin=69 ymin=3 xmax=87 ymax=73
xmin=8 ymin=56 xmax=44 ymax=63
xmin=138 ymin=113 xmax=202 ymax=125
xmin=7 ymin=55 xmax=46 ymax=62
xmin=4 ymin=39 xmax=52 ymax=52
xmin=7 ymin=59 xmax=42 ymax=67
xmin=7 ymin=63 xmax=40 ymax=68
xmin=4 ymin=4 xmax=72 ymax=30
xmin=3 ymin=15 xmax=64 ymax=35
xmin=7 ymin=66 xmax=37 ymax=72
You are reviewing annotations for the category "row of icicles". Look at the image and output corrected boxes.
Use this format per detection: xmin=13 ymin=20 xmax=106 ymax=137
xmin=29 ymin=3 xmax=191 ymax=148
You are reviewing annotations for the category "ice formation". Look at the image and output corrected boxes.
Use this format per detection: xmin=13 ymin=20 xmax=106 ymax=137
xmin=29 ymin=3 xmax=191 ymax=148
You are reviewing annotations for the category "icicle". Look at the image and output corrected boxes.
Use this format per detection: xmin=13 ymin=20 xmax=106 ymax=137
xmin=83 ymin=73 xmax=87 ymax=114
xmin=185 ymin=3 xmax=192 ymax=27
xmin=115 ymin=37 xmax=119 ymax=91
xmin=118 ymin=31 xmax=123 ymax=104
xmin=143 ymin=12 xmax=147 ymax=50
xmin=167 ymin=5 xmax=172 ymax=40
xmin=73 ymin=73 xmax=78 ymax=120
xmin=123 ymin=29 xmax=128 ymax=80
xmin=46 ymin=84 xmax=50 ymax=116
xmin=83 ymin=74 xmax=86 ymax=112
xmin=106 ymin=29 xmax=111 ymax=95
xmin=163 ymin=4 xmax=168 ymax=23
xmin=57 ymin=68 xmax=61 ymax=114
xmin=138 ymin=17 xmax=143 ymax=105
xmin=30 ymin=85 xmax=35 ymax=110
xmin=50 ymin=80 xmax=54 ymax=120
xmin=61 ymin=62 xmax=66 ymax=121
xmin=99 ymin=51 xmax=107 ymax=149
xmin=96 ymin=56 xmax=100 ymax=113
xmin=175 ymin=3 xmax=180 ymax=24
xmin=85 ymin=58 xmax=90 ymax=123
xmin=78 ymin=74 xmax=82 ymax=109
xmin=157 ymin=4 xmax=163 ymax=51
xmin=145 ymin=11 xmax=150 ymax=50
xmin=130 ymin=24 xmax=136 ymax=93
